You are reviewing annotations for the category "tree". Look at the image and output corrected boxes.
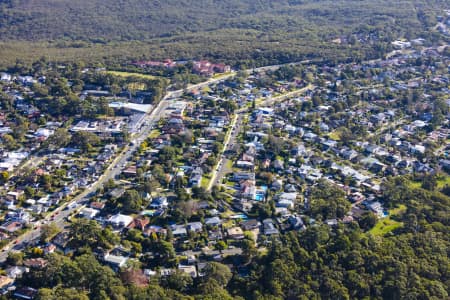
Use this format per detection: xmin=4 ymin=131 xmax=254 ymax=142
xmin=164 ymin=270 xmax=193 ymax=292
xmin=2 ymin=134 xmax=17 ymax=150
xmin=0 ymin=171 xmax=9 ymax=184
xmin=121 ymin=269 xmax=149 ymax=288
xmin=215 ymin=240 xmax=227 ymax=251
xmin=158 ymin=240 xmax=176 ymax=260
xmin=45 ymin=128 xmax=71 ymax=148
xmin=309 ymin=179 xmax=351 ymax=220
xmin=358 ymin=212 xmax=377 ymax=231
xmin=37 ymin=286 xmax=89 ymax=300
xmin=202 ymin=262 xmax=232 ymax=288
xmin=71 ymin=131 xmax=101 ymax=152
xmin=6 ymin=252 xmax=24 ymax=266
xmin=40 ymin=223 xmax=61 ymax=243
xmin=121 ymin=190 xmax=143 ymax=213
xmin=68 ymin=218 xmax=111 ymax=248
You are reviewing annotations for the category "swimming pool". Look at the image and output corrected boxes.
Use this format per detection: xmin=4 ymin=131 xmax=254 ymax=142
xmin=255 ymin=194 xmax=264 ymax=201
xmin=230 ymin=213 xmax=248 ymax=220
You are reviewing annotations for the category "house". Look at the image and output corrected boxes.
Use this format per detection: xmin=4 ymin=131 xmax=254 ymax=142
xmin=51 ymin=231 xmax=73 ymax=254
xmin=227 ymin=227 xmax=245 ymax=239
xmin=13 ymin=287 xmax=38 ymax=300
xmin=6 ymin=191 xmax=24 ymax=201
xmin=6 ymin=266 xmax=28 ymax=279
xmin=143 ymin=225 xmax=167 ymax=237
xmin=123 ymin=166 xmax=137 ymax=177
xmin=367 ymin=201 xmax=385 ymax=218
xmin=440 ymin=159 xmax=450 ymax=172
xmin=0 ymin=73 xmax=12 ymax=82
xmin=273 ymin=159 xmax=284 ymax=170
xmin=263 ymin=219 xmax=279 ymax=235
xmin=205 ymin=216 xmax=222 ymax=227
xmin=79 ymin=207 xmax=99 ymax=219
xmin=240 ymin=180 xmax=256 ymax=199
xmin=271 ymin=179 xmax=283 ymax=191
xmin=0 ymin=221 xmax=23 ymax=233
xmin=0 ymin=232 xmax=9 ymax=241
xmin=410 ymin=144 xmax=426 ymax=155
xmin=233 ymin=172 xmax=255 ymax=182
xmin=241 ymin=219 xmax=261 ymax=231
xmin=189 ymin=167 xmax=203 ymax=187
xmin=236 ymin=160 xmax=254 ymax=169
xmin=44 ymin=244 xmax=57 ymax=254
xmin=171 ymin=225 xmax=188 ymax=237
xmin=292 ymin=144 xmax=307 ymax=157
xmin=150 ymin=197 xmax=168 ymax=209
xmin=109 ymin=187 xmax=125 ymax=199
xmin=187 ymin=222 xmax=203 ymax=233
xmin=208 ymin=230 xmax=223 ymax=241
xmin=288 ymin=215 xmax=305 ymax=230
xmin=108 ymin=214 xmax=133 ymax=228
xmin=178 ymin=265 xmax=197 ymax=278
xmin=90 ymin=202 xmax=106 ymax=210
xmin=127 ymin=217 xmax=150 ymax=231
xmin=23 ymin=258 xmax=48 ymax=269
xmin=0 ymin=276 xmax=13 ymax=289
xmin=9 ymin=210 xmax=31 ymax=224
xmin=104 ymin=253 xmax=128 ymax=270
xmin=340 ymin=149 xmax=358 ymax=161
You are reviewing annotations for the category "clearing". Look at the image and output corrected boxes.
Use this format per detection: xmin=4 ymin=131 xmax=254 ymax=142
xmin=370 ymin=204 xmax=406 ymax=236
xmin=105 ymin=70 xmax=160 ymax=80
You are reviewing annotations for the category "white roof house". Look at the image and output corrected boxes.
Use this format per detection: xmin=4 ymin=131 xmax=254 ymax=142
xmin=108 ymin=214 xmax=133 ymax=228
xmin=79 ymin=207 xmax=99 ymax=219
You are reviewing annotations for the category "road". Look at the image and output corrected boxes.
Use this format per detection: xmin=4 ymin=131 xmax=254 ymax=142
xmin=256 ymin=83 xmax=314 ymax=107
xmin=207 ymin=84 xmax=315 ymax=192
xmin=0 ymin=59 xmax=316 ymax=262
xmin=168 ymin=59 xmax=314 ymax=99
xmin=0 ymin=95 xmax=172 ymax=263
xmin=0 ymin=67 xmax=251 ymax=262
xmin=207 ymin=114 xmax=239 ymax=191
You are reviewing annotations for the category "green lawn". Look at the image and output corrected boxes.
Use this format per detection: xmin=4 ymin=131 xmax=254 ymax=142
xmin=408 ymin=181 xmax=422 ymax=189
xmin=328 ymin=131 xmax=341 ymax=141
xmin=408 ymin=175 xmax=450 ymax=190
xmin=149 ymin=129 xmax=161 ymax=139
xmin=437 ymin=175 xmax=450 ymax=189
xmin=201 ymin=176 xmax=210 ymax=188
xmin=212 ymin=72 xmax=234 ymax=79
xmin=105 ymin=70 xmax=159 ymax=80
xmin=370 ymin=204 xmax=406 ymax=236
xmin=370 ymin=218 xmax=402 ymax=236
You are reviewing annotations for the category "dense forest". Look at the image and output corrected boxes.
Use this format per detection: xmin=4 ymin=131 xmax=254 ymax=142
xmin=0 ymin=0 xmax=448 ymax=67
xmin=3 ymin=176 xmax=448 ymax=299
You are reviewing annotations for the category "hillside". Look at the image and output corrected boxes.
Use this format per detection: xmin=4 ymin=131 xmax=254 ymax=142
xmin=0 ymin=0 xmax=441 ymax=41
xmin=0 ymin=0 xmax=447 ymax=66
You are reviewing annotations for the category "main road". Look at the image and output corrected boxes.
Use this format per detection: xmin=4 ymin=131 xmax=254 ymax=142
xmin=0 ymin=59 xmax=315 ymax=262
xmin=0 ymin=66 xmax=251 ymax=262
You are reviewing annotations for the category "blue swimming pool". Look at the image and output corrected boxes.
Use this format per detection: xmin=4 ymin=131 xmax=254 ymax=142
xmin=230 ymin=214 xmax=248 ymax=220
xmin=255 ymin=194 xmax=264 ymax=201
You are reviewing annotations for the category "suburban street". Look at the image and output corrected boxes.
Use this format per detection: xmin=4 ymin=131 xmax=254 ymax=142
xmin=207 ymin=83 xmax=315 ymax=192
xmin=0 ymin=93 xmax=172 ymax=262
xmin=0 ymin=60 xmax=316 ymax=262
xmin=0 ymin=67 xmax=254 ymax=262
xmin=207 ymin=114 xmax=239 ymax=191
